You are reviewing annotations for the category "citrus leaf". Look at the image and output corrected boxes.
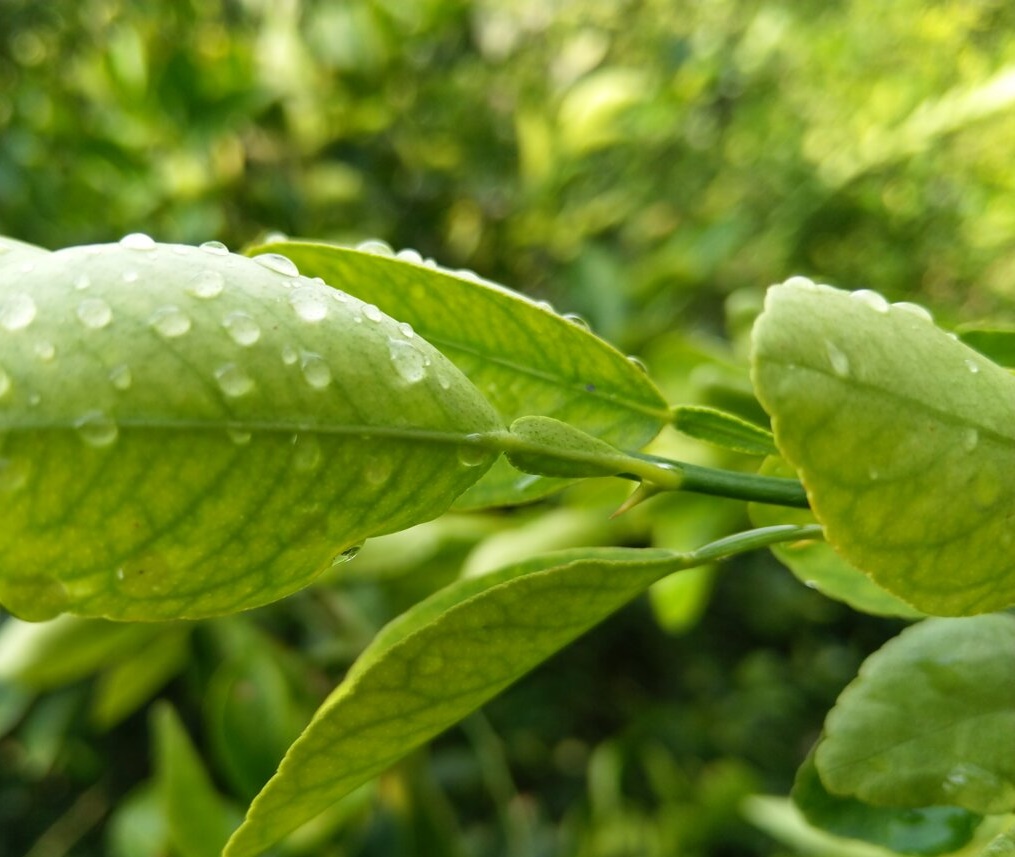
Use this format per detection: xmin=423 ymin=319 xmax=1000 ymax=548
xmin=671 ymin=404 xmax=776 ymax=455
xmin=505 ymin=415 xmax=635 ymax=478
xmin=0 ymin=238 xmax=501 ymax=621
xmin=793 ymin=747 xmax=981 ymax=856
xmin=751 ymin=278 xmax=1015 ymax=615
xmin=224 ymin=524 xmax=816 ymax=856
xmin=244 ymin=240 xmax=670 ymax=507
xmin=814 ymin=614 xmax=1015 ymax=816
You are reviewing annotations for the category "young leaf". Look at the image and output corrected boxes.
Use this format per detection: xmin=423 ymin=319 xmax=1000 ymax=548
xmin=504 ymin=415 xmax=636 ymax=478
xmin=244 ymin=240 xmax=671 ymax=507
xmin=751 ymin=278 xmax=1015 ymax=615
xmin=671 ymin=404 xmax=777 ymax=455
xmin=0 ymin=239 xmax=502 ymax=621
xmin=814 ymin=615 xmax=1015 ymax=815
xmin=793 ymin=748 xmax=981 ymax=856
xmin=224 ymin=525 xmax=817 ymax=856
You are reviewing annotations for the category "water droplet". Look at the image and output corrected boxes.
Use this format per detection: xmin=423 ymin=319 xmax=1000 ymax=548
xmin=964 ymin=358 xmax=980 ymax=375
xmin=868 ymin=467 xmax=880 ymax=481
xmin=76 ymin=298 xmax=112 ymax=329
xmin=281 ymin=344 xmax=298 ymax=366
xmin=300 ymin=351 xmax=332 ymax=389
xmin=73 ymin=273 xmax=91 ymax=290
xmin=187 ymin=269 xmax=225 ymax=299
xmin=396 ymin=248 xmax=423 ymax=264
xmin=0 ymin=457 xmax=29 ymax=492
xmin=397 ymin=321 xmax=414 ymax=339
xmin=850 ymin=289 xmax=890 ymax=313
xmin=291 ymin=433 xmax=322 ymax=472
xmin=33 ymin=340 xmax=54 ymax=361
xmin=0 ymin=293 xmax=36 ymax=330
xmin=117 ymin=553 xmax=173 ymax=597
xmin=962 ymin=428 xmax=979 ymax=451
xmin=356 ymin=239 xmax=395 ymax=256
xmin=626 ymin=355 xmax=649 ymax=373
xmin=252 ymin=252 xmax=299 ymax=277
xmin=215 ymin=363 xmax=255 ymax=397
xmin=74 ymin=410 xmax=119 ymax=447
xmin=389 ymin=339 xmax=427 ymax=384
xmin=826 ymin=341 xmax=850 ymax=377
xmin=892 ymin=301 xmax=933 ymax=323
xmin=363 ymin=304 xmax=383 ymax=323
xmin=457 ymin=434 xmax=488 ymax=467
xmin=119 ymin=232 xmax=156 ymax=250
xmin=222 ymin=311 xmax=261 ymax=346
xmin=563 ymin=313 xmax=591 ymax=331
xmin=149 ymin=306 xmax=191 ymax=338
xmin=783 ymin=275 xmax=819 ymax=291
xmin=109 ymin=364 xmax=132 ymax=390
xmin=227 ymin=428 xmax=252 ymax=445
xmin=122 ymin=270 xmax=139 ymax=284
xmin=0 ymin=367 xmax=10 ymax=399
xmin=803 ymin=579 xmax=819 ymax=590
xmin=330 ymin=289 xmax=348 ymax=303
xmin=288 ymin=286 xmax=328 ymax=322
xmin=330 ymin=545 xmax=362 ymax=568
xmin=199 ymin=240 xmax=229 ymax=255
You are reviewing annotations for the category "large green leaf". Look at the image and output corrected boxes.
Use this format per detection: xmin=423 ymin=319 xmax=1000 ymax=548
xmin=814 ymin=615 xmax=1015 ymax=816
xmin=751 ymin=278 xmax=1015 ymax=615
xmin=245 ymin=240 xmax=671 ymax=507
xmin=224 ymin=524 xmax=817 ymax=856
xmin=0 ymin=237 xmax=501 ymax=621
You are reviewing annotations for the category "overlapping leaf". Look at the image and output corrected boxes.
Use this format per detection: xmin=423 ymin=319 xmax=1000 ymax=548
xmin=0 ymin=238 xmax=501 ymax=621
xmin=245 ymin=241 xmax=671 ymax=507
xmin=752 ymin=279 xmax=1015 ymax=615
xmin=224 ymin=525 xmax=817 ymax=856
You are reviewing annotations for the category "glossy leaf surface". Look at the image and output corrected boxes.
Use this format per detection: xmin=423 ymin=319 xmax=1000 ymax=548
xmin=752 ymin=279 xmax=1015 ymax=615
xmin=245 ymin=240 xmax=670 ymax=507
xmin=225 ymin=525 xmax=816 ymax=856
xmin=815 ymin=615 xmax=1015 ymax=815
xmin=0 ymin=239 xmax=501 ymax=620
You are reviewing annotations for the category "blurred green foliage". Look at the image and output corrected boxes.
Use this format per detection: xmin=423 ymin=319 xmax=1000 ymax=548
xmin=2 ymin=0 xmax=1014 ymax=854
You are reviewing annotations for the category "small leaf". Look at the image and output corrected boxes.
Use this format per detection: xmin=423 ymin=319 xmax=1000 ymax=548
xmin=814 ymin=614 xmax=1015 ymax=815
xmin=0 ymin=240 xmax=502 ymax=620
xmin=245 ymin=240 xmax=670 ymax=507
xmin=751 ymin=279 xmax=1015 ymax=615
xmin=671 ymin=404 xmax=776 ymax=455
xmin=793 ymin=748 xmax=981 ymax=856
xmin=152 ymin=702 xmax=240 ymax=857
xmin=505 ymin=415 xmax=634 ymax=478
xmin=224 ymin=525 xmax=815 ymax=856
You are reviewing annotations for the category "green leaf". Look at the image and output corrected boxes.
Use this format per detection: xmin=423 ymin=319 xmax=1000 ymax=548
xmin=749 ymin=458 xmax=924 ymax=619
xmin=793 ymin=748 xmax=981 ymax=856
xmin=981 ymin=829 xmax=1015 ymax=856
xmin=224 ymin=525 xmax=816 ymax=856
xmin=504 ymin=415 xmax=635 ymax=478
xmin=751 ymin=278 xmax=1015 ymax=615
xmin=152 ymin=702 xmax=240 ymax=857
xmin=814 ymin=614 xmax=1015 ymax=816
xmin=671 ymin=404 xmax=776 ymax=455
xmin=244 ymin=240 xmax=670 ymax=507
xmin=0 ymin=240 xmax=501 ymax=621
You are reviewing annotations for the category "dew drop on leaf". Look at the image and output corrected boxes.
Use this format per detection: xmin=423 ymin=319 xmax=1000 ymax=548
xmin=119 ymin=232 xmax=156 ymax=250
xmin=187 ymin=269 xmax=225 ymax=299
xmin=33 ymin=340 xmax=55 ymax=361
xmin=964 ymin=358 xmax=980 ymax=375
xmin=76 ymin=298 xmax=113 ymax=329
xmin=849 ymin=289 xmax=890 ymax=313
xmin=397 ymin=321 xmax=414 ymax=339
xmin=396 ymin=248 xmax=424 ymax=264
xmin=222 ymin=310 xmax=261 ymax=346
xmin=227 ymin=427 xmax=252 ymax=446
xmin=108 ymin=364 xmax=132 ymax=390
xmin=457 ymin=434 xmax=488 ymax=467
xmin=288 ymin=286 xmax=329 ymax=322
xmin=252 ymin=252 xmax=299 ymax=277
xmin=364 ymin=457 xmax=393 ymax=485
xmin=355 ymin=239 xmax=394 ymax=256
xmin=199 ymin=240 xmax=230 ymax=256
xmin=215 ymin=363 xmax=255 ymax=397
xmin=825 ymin=340 xmax=850 ymax=377
xmin=330 ymin=545 xmax=362 ymax=566
xmin=563 ymin=313 xmax=591 ymax=331
xmin=0 ymin=293 xmax=37 ymax=331
xmin=299 ymin=351 xmax=332 ymax=389
xmin=626 ymin=355 xmax=649 ymax=374
xmin=280 ymin=344 xmax=298 ymax=366
xmin=962 ymin=428 xmax=979 ymax=452
xmin=363 ymin=304 xmax=383 ymax=323
xmin=291 ymin=434 xmax=322 ymax=472
xmin=149 ymin=306 xmax=192 ymax=338
xmin=892 ymin=301 xmax=933 ymax=323
xmin=73 ymin=273 xmax=91 ymax=290
xmin=388 ymin=339 xmax=427 ymax=384
xmin=74 ymin=410 xmax=119 ymax=448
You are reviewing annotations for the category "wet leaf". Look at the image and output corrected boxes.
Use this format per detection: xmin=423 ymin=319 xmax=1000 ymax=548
xmin=0 ymin=239 xmax=501 ymax=621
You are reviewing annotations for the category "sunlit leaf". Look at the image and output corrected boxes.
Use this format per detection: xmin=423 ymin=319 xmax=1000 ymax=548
xmin=0 ymin=239 xmax=501 ymax=621
xmin=224 ymin=525 xmax=817 ymax=856
xmin=244 ymin=240 xmax=670 ymax=507
xmin=751 ymin=278 xmax=1015 ymax=615
xmin=814 ymin=615 xmax=1015 ymax=815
